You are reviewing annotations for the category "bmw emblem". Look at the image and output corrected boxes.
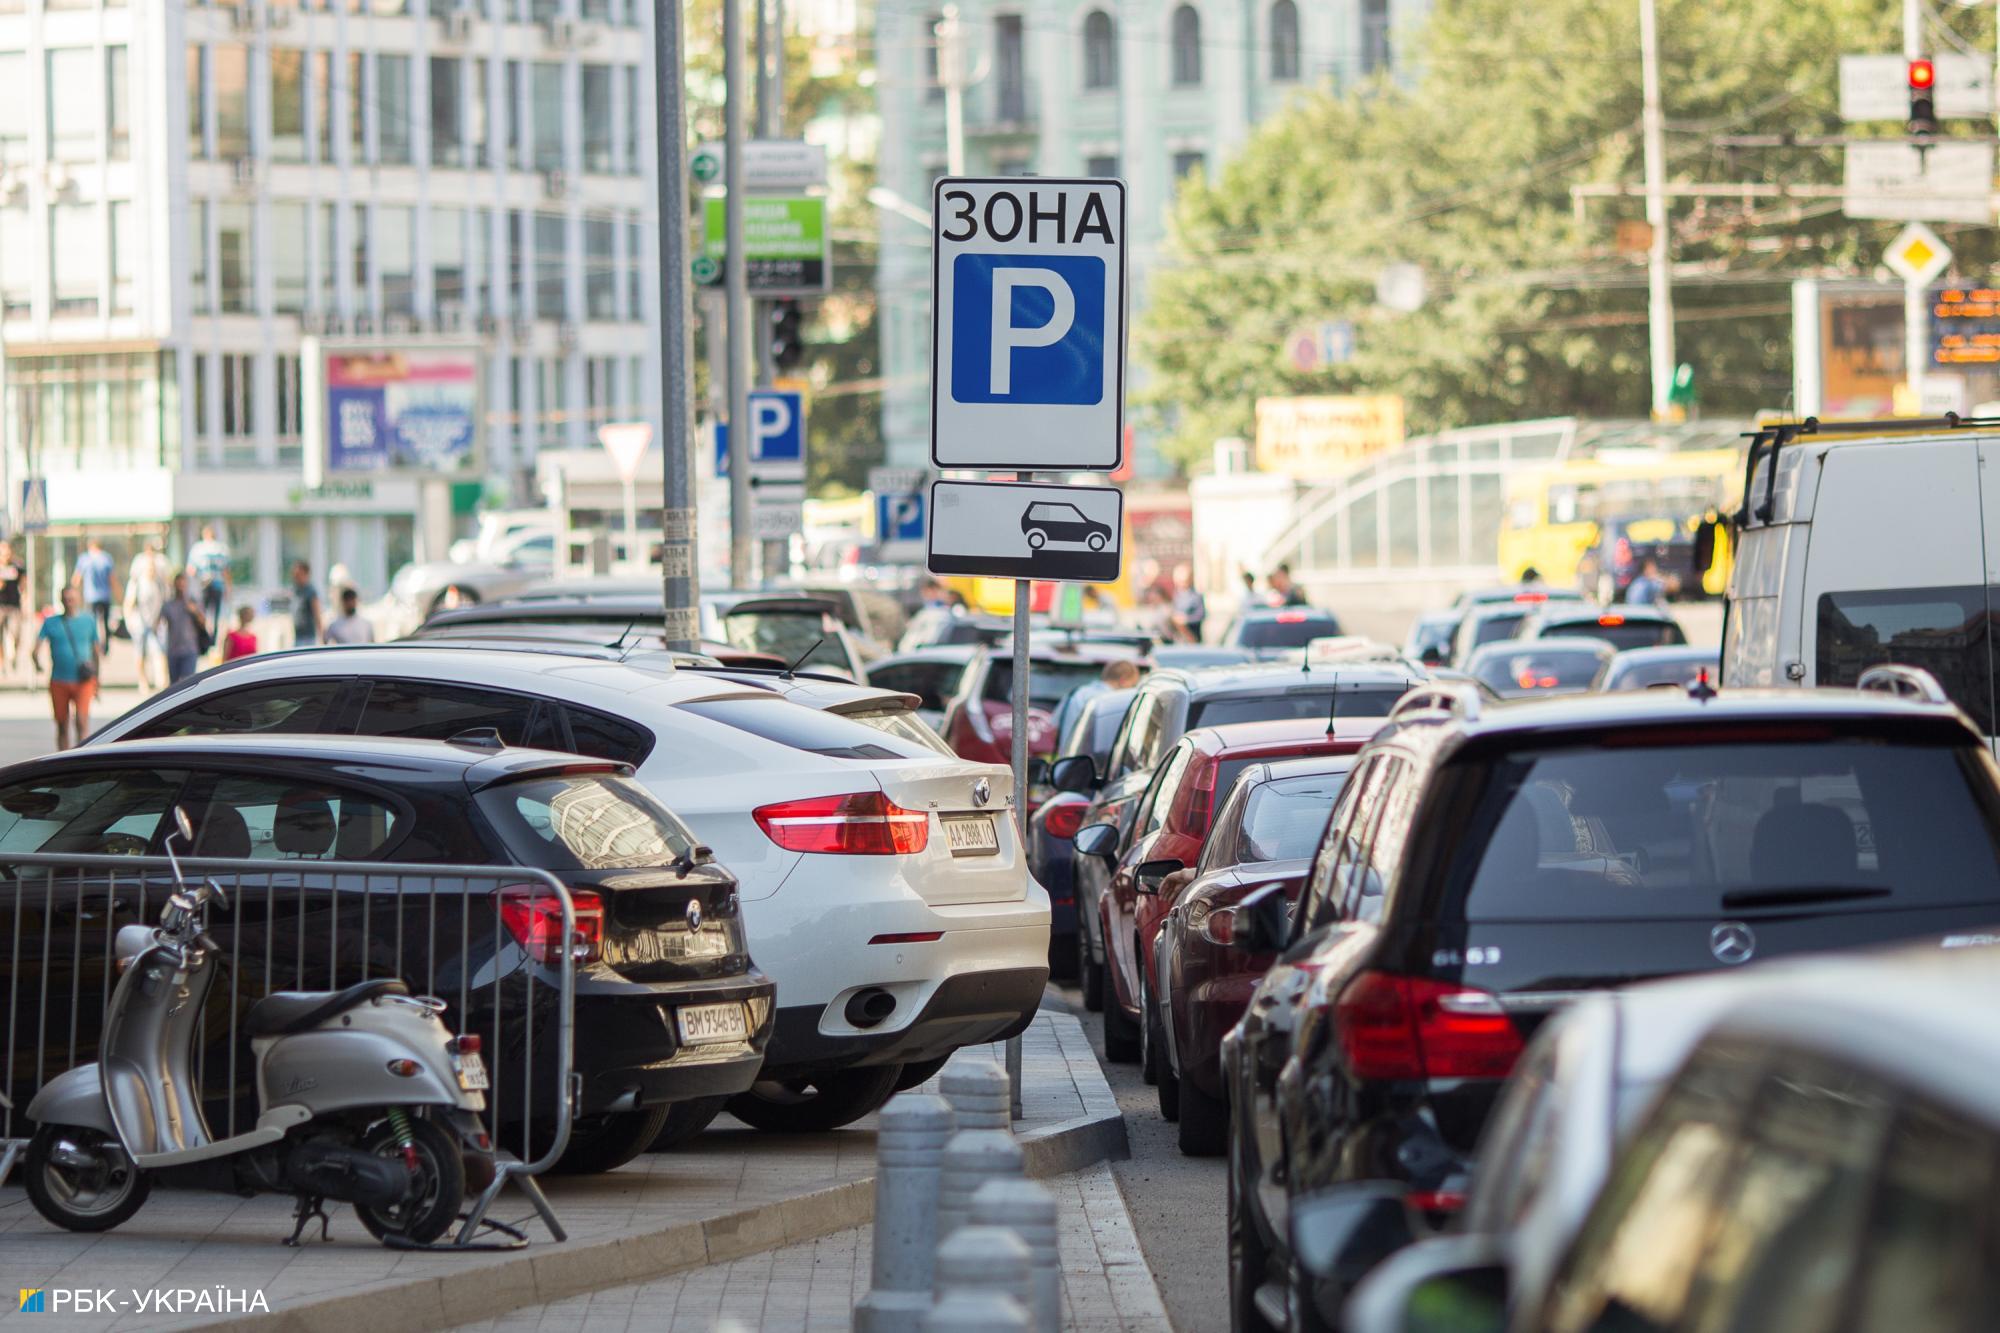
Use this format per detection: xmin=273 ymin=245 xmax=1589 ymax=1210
xmin=1709 ymin=921 xmax=1755 ymax=966
xmin=685 ymin=900 xmax=703 ymax=933
xmin=972 ymin=778 xmax=992 ymax=807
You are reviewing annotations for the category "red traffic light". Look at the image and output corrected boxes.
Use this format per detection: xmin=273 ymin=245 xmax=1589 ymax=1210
xmin=1910 ymin=58 xmax=1936 ymax=90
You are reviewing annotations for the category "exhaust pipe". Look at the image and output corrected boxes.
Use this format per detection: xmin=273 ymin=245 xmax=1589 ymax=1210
xmin=844 ymin=988 xmax=897 ymax=1029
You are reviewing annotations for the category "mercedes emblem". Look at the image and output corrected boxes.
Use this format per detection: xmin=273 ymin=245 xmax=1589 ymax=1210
xmin=1709 ymin=921 xmax=1755 ymax=966
xmin=685 ymin=900 xmax=704 ymax=933
xmin=972 ymin=778 xmax=992 ymax=807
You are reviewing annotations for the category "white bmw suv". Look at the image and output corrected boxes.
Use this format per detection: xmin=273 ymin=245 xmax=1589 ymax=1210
xmin=88 ymin=644 xmax=1050 ymax=1135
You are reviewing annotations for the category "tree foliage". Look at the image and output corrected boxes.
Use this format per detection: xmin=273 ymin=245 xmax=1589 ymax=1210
xmin=1136 ymin=0 xmax=1999 ymax=472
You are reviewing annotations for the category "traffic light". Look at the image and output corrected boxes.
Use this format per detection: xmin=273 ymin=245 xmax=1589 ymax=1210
xmin=1909 ymin=58 xmax=1938 ymax=136
xmin=769 ymin=301 xmax=805 ymax=372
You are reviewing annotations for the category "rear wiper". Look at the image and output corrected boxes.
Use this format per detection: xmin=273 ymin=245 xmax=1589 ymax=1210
xmin=1720 ymin=885 xmax=1892 ymax=910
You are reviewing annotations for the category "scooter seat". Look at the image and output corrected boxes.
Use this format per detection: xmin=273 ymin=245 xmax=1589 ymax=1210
xmin=245 ymin=978 xmax=412 ymax=1038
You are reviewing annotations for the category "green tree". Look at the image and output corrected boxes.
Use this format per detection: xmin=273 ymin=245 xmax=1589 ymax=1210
xmin=1137 ymin=0 xmax=1999 ymax=472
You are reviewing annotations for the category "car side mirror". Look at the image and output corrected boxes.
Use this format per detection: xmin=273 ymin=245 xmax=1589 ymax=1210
xmin=1344 ymin=1235 xmax=1509 ymax=1333
xmin=1228 ymin=883 xmax=1291 ymax=953
xmin=1073 ymin=822 xmax=1119 ymax=861
xmin=1289 ymin=1184 xmax=1420 ymax=1320
xmin=1419 ymin=646 xmax=1445 ymax=666
xmin=1049 ymin=754 xmax=1098 ymax=794
xmin=1134 ymin=859 xmax=1182 ymax=895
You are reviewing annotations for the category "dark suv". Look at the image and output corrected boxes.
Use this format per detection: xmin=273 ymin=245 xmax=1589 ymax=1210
xmin=1222 ymin=671 xmax=2000 ymax=1332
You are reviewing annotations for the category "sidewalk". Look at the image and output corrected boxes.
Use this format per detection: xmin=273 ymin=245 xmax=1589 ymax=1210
xmin=0 ymin=1012 xmax=1135 ymax=1332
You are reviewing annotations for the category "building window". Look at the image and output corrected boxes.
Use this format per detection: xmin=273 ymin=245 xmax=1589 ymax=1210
xmin=994 ymin=15 xmax=1026 ymax=121
xmin=508 ymin=210 xmax=527 ymax=316
xmin=1082 ymin=10 xmax=1116 ymax=90
xmin=190 ymin=200 xmax=211 ymax=314
xmin=622 ymin=65 xmax=641 ymax=173
xmin=627 ymin=219 xmax=644 ymax=318
xmin=347 ymin=52 xmax=366 ymax=162
xmin=924 ymin=12 xmax=943 ymax=100
xmin=107 ymin=47 xmax=131 ymax=160
xmin=471 ymin=58 xmax=493 ymax=167
xmin=467 ymin=207 xmax=490 ymax=316
xmin=214 ymin=45 xmax=250 ymax=159
xmin=581 ymin=0 xmax=610 ymax=20
xmin=0 ymin=54 xmax=26 ymax=166
xmin=216 ymin=202 xmax=253 ymax=312
xmin=192 ymin=352 xmax=209 ymax=439
xmin=0 ymin=204 xmax=30 ymax=316
xmin=272 ymin=48 xmax=306 ymax=162
xmin=431 ymin=57 xmax=463 ymax=165
xmin=380 ymin=205 xmax=416 ymax=317
xmin=1361 ymin=0 xmax=1390 ymax=74
xmin=1171 ymin=5 xmax=1201 ymax=85
xmin=273 ymin=201 xmax=307 ymax=313
xmin=1270 ymin=0 xmax=1299 ymax=80
xmin=377 ymin=54 xmax=411 ymax=164
xmin=507 ymin=61 xmax=525 ymax=169
xmin=1085 ymin=153 xmax=1118 ymax=178
xmin=110 ymin=200 xmax=134 ymax=314
xmin=1173 ymin=149 xmax=1205 ymax=180
xmin=187 ymin=46 xmax=209 ymax=159
xmin=350 ymin=204 xmax=369 ymax=304
xmin=531 ymin=62 xmax=563 ymax=172
xmin=537 ymin=355 xmax=565 ymax=435
xmin=312 ymin=51 xmax=334 ymax=162
xmin=275 ymin=353 xmax=303 ymax=441
xmin=585 ymin=214 xmax=615 ymax=320
xmin=316 ymin=201 xmax=336 ymax=311
xmin=219 ymin=353 xmax=255 ymax=456
xmin=535 ymin=212 xmax=566 ymax=319
xmin=433 ymin=206 xmax=466 ymax=314
xmin=582 ymin=64 xmax=613 ymax=173
xmin=46 ymin=49 xmax=96 ymax=162
xmin=51 ymin=204 xmax=102 ymax=316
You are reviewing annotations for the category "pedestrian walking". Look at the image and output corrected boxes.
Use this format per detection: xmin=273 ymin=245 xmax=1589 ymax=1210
xmin=72 ymin=538 xmax=117 ymax=646
xmin=34 ymin=587 xmax=99 ymax=751
xmin=1625 ymin=558 xmax=1666 ymax=607
xmin=187 ymin=524 xmax=233 ymax=639
xmin=1169 ymin=564 xmax=1207 ymax=643
xmin=223 ymin=605 xmax=259 ymax=661
xmin=1267 ymin=563 xmax=1309 ymax=607
xmin=124 ymin=540 xmax=171 ymax=691
xmin=0 ymin=540 xmax=24 ymax=675
xmin=290 ymin=561 xmax=325 ymax=646
xmin=323 ymin=587 xmax=376 ymax=644
xmin=156 ymin=573 xmax=206 ymax=684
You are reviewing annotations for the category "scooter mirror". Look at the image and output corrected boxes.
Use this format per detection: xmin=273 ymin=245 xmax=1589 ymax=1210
xmin=203 ymin=877 xmax=229 ymax=910
xmin=173 ymin=806 xmax=195 ymax=844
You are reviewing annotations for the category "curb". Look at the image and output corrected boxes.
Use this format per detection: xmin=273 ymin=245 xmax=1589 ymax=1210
xmin=183 ymin=1106 xmax=1128 ymax=1333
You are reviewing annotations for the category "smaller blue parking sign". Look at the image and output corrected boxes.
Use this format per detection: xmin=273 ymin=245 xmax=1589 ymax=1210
xmin=746 ymin=390 xmax=804 ymax=477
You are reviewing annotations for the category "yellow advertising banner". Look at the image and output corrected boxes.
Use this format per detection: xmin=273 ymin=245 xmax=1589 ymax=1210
xmin=1253 ymin=395 xmax=1406 ymax=479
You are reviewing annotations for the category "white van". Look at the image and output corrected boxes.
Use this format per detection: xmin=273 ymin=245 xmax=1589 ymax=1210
xmin=1722 ymin=418 xmax=1997 ymax=738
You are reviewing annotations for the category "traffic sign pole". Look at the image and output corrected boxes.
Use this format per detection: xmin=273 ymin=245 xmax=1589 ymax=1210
xmin=723 ymin=0 xmax=754 ymax=588
xmin=1007 ymin=472 xmax=1033 ymax=1122
xmin=652 ymin=0 xmax=699 ymax=650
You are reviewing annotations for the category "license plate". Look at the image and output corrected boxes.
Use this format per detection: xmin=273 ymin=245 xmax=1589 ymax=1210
xmin=942 ymin=814 xmax=999 ymax=856
xmin=677 ymin=1001 xmax=750 ymax=1046
xmin=455 ymin=1053 xmax=489 ymax=1092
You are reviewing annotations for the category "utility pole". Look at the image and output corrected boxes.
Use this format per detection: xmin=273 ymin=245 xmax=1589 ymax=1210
xmin=937 ymin=6 xmax=970 ymax=176
xmin=651 ymin=0 xmax=701 ymax=649
xmin=1903 ymin=0 xmax=1927 ymax=403
xmin=725 ymin=0 xmax=754 ymax=588
xmin=1638 ymin=0 xmax=1675 ymax=420
xmin=754 ymin=0 xmax=786 ymax=586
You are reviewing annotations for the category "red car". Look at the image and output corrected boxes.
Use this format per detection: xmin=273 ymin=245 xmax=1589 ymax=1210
xmin=1152 ymin=754 xmax=1358 ymax=1155
xmin=939 ymin=643 xmax=1139 ymax=770
xmin=1070 ymin=717 xmax=1384 ymax=1069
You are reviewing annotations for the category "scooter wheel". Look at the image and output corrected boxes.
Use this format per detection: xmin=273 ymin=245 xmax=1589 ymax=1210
xmin=354 ymin=1114 xmax=466 ymax=1246
xmin=23 ymin=1124 xmax=150 ymax=1232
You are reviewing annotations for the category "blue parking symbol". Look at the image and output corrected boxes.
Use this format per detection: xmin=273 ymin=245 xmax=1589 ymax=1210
xmin=747 ymin=390 xmax=803 ymax=464
xmin=877 ymin=491 xmax=925 ymax=542
xmin=949 ymin=254 xmax=1105 ymax=405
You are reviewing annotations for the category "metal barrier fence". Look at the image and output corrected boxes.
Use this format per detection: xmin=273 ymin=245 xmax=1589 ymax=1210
xmin=0 ymin=852 xmax=576 ymax=1246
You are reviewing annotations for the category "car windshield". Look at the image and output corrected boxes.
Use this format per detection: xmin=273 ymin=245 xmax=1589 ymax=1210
xmin=1472 ymin=649 xmax=1607 ymax=697
xmin=984 ymin=659 xmax=1114 ymax=710
xmin=1235 ymin=771 xmax=1350 ymax=863
xmin=477 ymin=774 xmax=697 ymax=870
xmin=1234 ymin=614 xmax=1343 ymax=649
xmin=1607 ymin=655 xmax=1719 ymax=691
xmin=1542 ymin=616 xmax=1686 ymax=652
xmin=1459 ymin=737 xmax=2000 ymax=920
xmin=1191 ymin=686 xmax=1407 ymax=728
xmin=1471 ymin=610 xmax=1529 ymax=647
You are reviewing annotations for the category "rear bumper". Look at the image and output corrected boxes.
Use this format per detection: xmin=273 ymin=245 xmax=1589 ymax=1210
xmin=762 ymin=965 xmax=1047 ymax=1081
xmin=569 ymin=971 xmax=776 ymax=1113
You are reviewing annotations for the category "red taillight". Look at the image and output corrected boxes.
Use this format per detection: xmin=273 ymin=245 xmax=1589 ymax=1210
xmin=1333 ymin=972 xmax=1523 ymax=1081
xmin=496 ymin=887 xmax=603 ymax=965
xmin=1512 ymin=591 xmax=1547 ymax=603
xmin=452 ymin=1034 xmax=482 ymax=1056
xmin=1184 ymin=757 xmax=1222 ymax=833
xmin=1276 ymin=610 xmax=1309 ymax=623
xmin=1597 ymin=614 xmax=1626 ymax=627
xmin=1407 ymin=1189 xmax=1467 ymax=1215
xmin=1042 ymin=800 xmax=1087 ymax=840
xmin=754 ymin=791 xmax=930 ymax=855
xmin=869 ymin=931 xmax=944 ymax=945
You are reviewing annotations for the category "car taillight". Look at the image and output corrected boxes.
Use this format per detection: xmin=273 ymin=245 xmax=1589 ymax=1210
xmin=496 ymin=886 xmax=603 ymax=965
xmin=754 ymin=791 xmax=930 ymax=855
xmin=1407 ymin=1189 xmax=1467 ymax=1215
xmin=1043 ymin=801 xmax=1087 ymax=840
xmin=1512 ymin=591 xmax=1546 ymax=603
xmin=1597 ymin=614 xmax=1626 ymax=627
xmin=1333 ymin=971 xmax=1522 ymax=1081
xmin=1184 ymin=758 xmax=1221 ymax=833
xmin=1276 ymin=610 xmax=1309 ymax=624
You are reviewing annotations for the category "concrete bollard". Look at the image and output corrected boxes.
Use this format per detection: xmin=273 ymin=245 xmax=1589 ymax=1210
xmin=935 ymin=1128 xmax=1024 ymax=1240
xmin=971 ymin=1179 xmax=1060 ymax=1333
xmin=941 ymin=1056 xmax=1011 ymax=1131
xmin=935 ymin=1225 xmax=1034 ymax=1320
xmin=855 ymin=1093 xmax=956 ymax=1333
xmin=920 ymin=1291 xmax=1031 ymax=1333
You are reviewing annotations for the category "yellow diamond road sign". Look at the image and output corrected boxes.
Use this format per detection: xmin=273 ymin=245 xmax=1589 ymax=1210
xmin=1885 ymin=222 xmax=1952 ymax=285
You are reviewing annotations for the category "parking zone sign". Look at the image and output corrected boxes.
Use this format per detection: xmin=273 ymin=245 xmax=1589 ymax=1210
xmin=930 ymin=177 xmax=1127 ymax=471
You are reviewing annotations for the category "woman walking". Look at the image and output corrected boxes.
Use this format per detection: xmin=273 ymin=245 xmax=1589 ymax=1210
xmin=157 ymin=572 xmax=206 ymax=684
xmin=33 ymin=587 xmax=100 ymax=750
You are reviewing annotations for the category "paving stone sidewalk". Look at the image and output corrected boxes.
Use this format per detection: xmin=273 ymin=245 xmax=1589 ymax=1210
xmin=448 ymin=1162 xmax=1169 ymax=1333
xmin=0 ymin=1011 xmax=1121 ymax=1332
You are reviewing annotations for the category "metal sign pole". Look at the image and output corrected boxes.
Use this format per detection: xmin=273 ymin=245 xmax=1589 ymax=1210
xmin=652 ymin=0 xmax=700 ymax=650
xmin=1006 ymin=471 xmax=1032 ymax=1121
xmin=723 ymin=0 xmax=754 ymax=589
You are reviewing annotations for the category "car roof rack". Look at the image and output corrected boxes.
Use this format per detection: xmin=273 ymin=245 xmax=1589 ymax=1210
xmin=1388 ymin=681 xmax=1483 ymax=726
xmin=1737 ymin=414 xmax=2000 ymax=528
xmin=1855 ymin=664 xmax=1951 ymax=705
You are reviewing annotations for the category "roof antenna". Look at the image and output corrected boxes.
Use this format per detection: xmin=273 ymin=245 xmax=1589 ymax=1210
xmin=781 ymin=636 xmax=824 ymax=681
xmin=1325 ymin=688 xmax=1340 ymax=735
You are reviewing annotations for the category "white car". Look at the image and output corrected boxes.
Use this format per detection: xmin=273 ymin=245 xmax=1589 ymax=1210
xmin=88 ymin=644 xmax=1050 ymax=1134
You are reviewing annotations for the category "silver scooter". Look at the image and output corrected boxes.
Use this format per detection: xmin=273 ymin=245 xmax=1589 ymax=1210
xmin=22 ymin=808 xmax=496 ymax=1247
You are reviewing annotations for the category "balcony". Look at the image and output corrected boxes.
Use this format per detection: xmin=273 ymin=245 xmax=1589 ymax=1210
xmin=966 ymin=77 xmax=1038 ymax=137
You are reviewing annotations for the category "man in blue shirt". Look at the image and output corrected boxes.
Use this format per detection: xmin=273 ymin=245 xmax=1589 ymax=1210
xmin=35 ymin=586 xmax=100 ymax=750
xmin=1625 ymin=558 xmax=1666 ymax=607
xmin=73 ymin=539 xmax=117 ymax=648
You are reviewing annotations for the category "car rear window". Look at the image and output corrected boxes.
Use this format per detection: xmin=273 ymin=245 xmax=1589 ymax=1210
xmin=677 ymin=696 xmax=931 ymax=760
xmin=1234 ymin=770 xmax=1350 ymax=863
xmin=1459 ymin=738 xmax=2000 ymax=921
xmin=1191 ymin=687 xmax=1407 ymax=728
xmin=722 ymin=611 xmax=849 ymax=673
xmin=843 ymin=708 xmax=956 ymax=756
xmin=477 ymin=774 xmax=696 ymax=870
xmin=1235 ymin=614 xmax=1343 ymax=649
xmin=1606 ymin=656 xmax=1719 ymax=692
xmin=1471 ymin=610 xmax=1528 ymax=647
xmin=984 ymin=659 xmax=1111 ymax=710
xmin=1543 ymin=617 xmax=1687 ymax=651
xmin=1473 ymin=648 xmax=1608 ymax=697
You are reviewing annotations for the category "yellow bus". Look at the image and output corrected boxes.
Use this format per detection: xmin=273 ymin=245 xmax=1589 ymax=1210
xmin=1497 ymin=448 xmax=1741 ymax=598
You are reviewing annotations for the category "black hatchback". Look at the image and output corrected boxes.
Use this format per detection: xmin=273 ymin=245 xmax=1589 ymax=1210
xmin=0 ymin=736 xmax=774 ymax=1177
xmin=1222 ymin=673 xmax=2000 ymax=1332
